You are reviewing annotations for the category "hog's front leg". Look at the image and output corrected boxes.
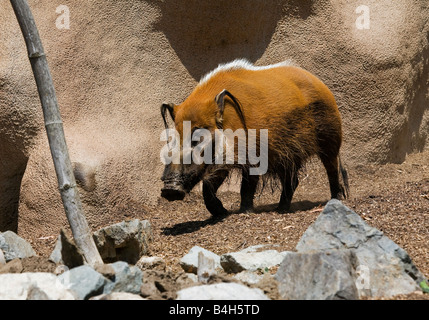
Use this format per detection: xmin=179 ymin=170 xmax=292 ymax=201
xmin=203 ymin=170 xmax=229 ymax=217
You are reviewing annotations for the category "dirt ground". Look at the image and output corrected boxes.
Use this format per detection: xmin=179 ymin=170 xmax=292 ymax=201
xmin=26 ymin=150 xmax=429 ymax=300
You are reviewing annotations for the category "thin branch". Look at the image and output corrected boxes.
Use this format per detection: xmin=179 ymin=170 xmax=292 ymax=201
xmin=9 ymin=0 xmax=103 ymax=267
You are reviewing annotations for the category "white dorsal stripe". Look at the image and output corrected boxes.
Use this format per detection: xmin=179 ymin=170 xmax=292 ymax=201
xmin=199 ymin=58 xmax=295 ymax=85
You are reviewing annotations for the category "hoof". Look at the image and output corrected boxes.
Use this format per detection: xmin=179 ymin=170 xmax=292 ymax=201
xmin=276 ymin=204 xmax=291 ymax=214
xmin=208 ymin=207 xmax=229 ymax=217
xmin=239 ymin=205 xmax=254 ymax=214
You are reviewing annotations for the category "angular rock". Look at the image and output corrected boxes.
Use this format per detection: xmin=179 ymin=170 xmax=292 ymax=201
xmin=0 ymin=258 xmax=23 ymax=274
xmin=197 ymin=251 xmax=216 ymax=284
xmin=58 ymin=265 xmax=107 ymax=300
xmin=93 ymin=219 xmax=152 ymax=264
xmin=240 ymin=244 xmax=281 ymax=253
xmin=275 ymin=250 xmax=359 ymax=300
xmin=26 ymin=286 xmax=51 ymax=300
xmin=0 ymin=231 xmax=36 ymax=262
xmin=0 ymin=249 xmax=5 ymax=265
xmin=180 ymin=246 xmax=221 ymax=274
xmin=221 ymin=246 xmax=288 ymax=274
xmin=0 ymin=257 xmax=56 ymax=275
xmin=185 ymin=273 xmax=198 ymax=283
xmin=140 ymin=280 xmax=161 ymax=298
xmin=21 ymin=256 xmax=57 ymax=273
xmin=95 ymin=263 xmax=116 ymax=280
xmin=136 ymin=256 xmax=166 ymax=272
xmin=49 ymin=229 xmax=84 ymax=268
xmin=233 ymin=271 xmax=265 ymax=285
xmin=0 ymin=273 xmax=75 ymax=300
xmin=90 ymin=292 xmax=146 ymax=300
xmin=176 ymin=282 xmax=270 ymax=300
xmin=54 ymin=265 xmax=69 ymax=276
xmin=296 ymin=199 xmax=425 ymax=298
xmin=103 ymin=261 xmax=143 ymax=295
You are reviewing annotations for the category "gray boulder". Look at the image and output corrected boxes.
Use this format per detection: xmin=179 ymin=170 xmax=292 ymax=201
xmin=296 ymin=199 xmax=424 ymax=298
xmin=176 ymin=282 xmax=270 ymax=300
xmin=180 ymin=246 xmax=221 ymax=274
xmin=0 ymin=273 xmax=75 ymax=300
xmin=221 ymin=245 xmax=288 ymax=274
xmin=0 ymin=231 xmax=36 ymax=262
xmin=93 ymin=219 xmax=152 ymax=264
xmin=136 ymin=256 xmax=166 ymax=272
xmin=103 ymin=261 xmax=143 ymax=295
xmin=58 ymin=265 xmax=107 ymax=300
xmin=0 ymin=249 xmax=5 ymax=265
xmin=233 ymin=271 xmax=265 ymax=285
xmin=275 ymin=250 xmax=359 ymax=300
xmin=0 ymin=258 xmax=23 ymax=274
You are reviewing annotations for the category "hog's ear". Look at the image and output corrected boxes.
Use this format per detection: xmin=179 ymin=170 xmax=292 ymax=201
xmin=161 ymin=103 xmax=175 ymax=130
xmin=215 ymin=89 xmax=247 ymax=130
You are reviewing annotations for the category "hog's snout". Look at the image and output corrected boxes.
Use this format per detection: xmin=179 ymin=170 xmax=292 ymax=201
xmin=161 ymin=180 xmax=186 ymax=201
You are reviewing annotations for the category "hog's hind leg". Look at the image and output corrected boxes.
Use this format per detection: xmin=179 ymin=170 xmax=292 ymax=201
xmin=239 ymin=169 xmax=259 ymax=213
xmin=277 ymin=168 xmax=299 ymax=213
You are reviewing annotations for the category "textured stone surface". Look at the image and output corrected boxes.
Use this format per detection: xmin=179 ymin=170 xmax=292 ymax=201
xmin=275 ymin=250 xmax=359 ymax=300
xmin=58 ymin=265 xmax=106 ymax=300
xmin=90 ymin=292 xmax=146 ymax=300
xmin=233 ymin=271 xmax=265 ymax=285
xmin=221 ymin=246 xmax=288 ymax=274
xmin=103 ymin=261 xmax=143 ymax=295
xmin=180 ymin=246 xmax=221 ymax=274
xmin=296 ymin=199 xmax=424 ymax=298
xmin=0 ymin=231 xmax=36 ymax=262
xmin=176 ymin=282 xmax=270 ymax=300
xmin=136 ymin=256 xmax=166 ymax=272
xmin=93 ymin=219 xmax=152 ymax=264
xmin=0 ymin=249 xmax=5 ymax=266
xmin=49 ymin=229 xmax=85 ymax=268
xmin=0 ymin=258 xmax=23 ymax=274
xmin=0 ymin=273 xmax=75 ymax=300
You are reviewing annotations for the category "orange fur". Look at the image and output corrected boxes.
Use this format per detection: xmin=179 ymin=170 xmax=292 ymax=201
xmin=174 ymin=65 xmax=343 ymax=173
xmin=162 ymin=61 xmax=348 ymax=215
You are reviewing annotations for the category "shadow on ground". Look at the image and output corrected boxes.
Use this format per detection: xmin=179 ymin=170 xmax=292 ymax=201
xmin=161 ymin=199 xmax=325 ymax=236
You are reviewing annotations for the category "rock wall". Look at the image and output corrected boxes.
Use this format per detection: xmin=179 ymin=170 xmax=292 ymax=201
xmin=0 ymin=0 xmax=428 ymax=233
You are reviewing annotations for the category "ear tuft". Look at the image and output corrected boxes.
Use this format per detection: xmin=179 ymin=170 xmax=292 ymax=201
xmin=214 ymin=89 xmax=247 ymax=130
xmin=161 ymin=103 xmax=175 ymax=130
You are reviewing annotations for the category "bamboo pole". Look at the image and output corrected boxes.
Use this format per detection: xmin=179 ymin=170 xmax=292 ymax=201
xmin=10 ymin=0 xmax=103 ymax=267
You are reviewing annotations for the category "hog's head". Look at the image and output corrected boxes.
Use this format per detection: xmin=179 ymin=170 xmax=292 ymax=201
xmin=160 ymin=89 xmax=246 ymax=201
